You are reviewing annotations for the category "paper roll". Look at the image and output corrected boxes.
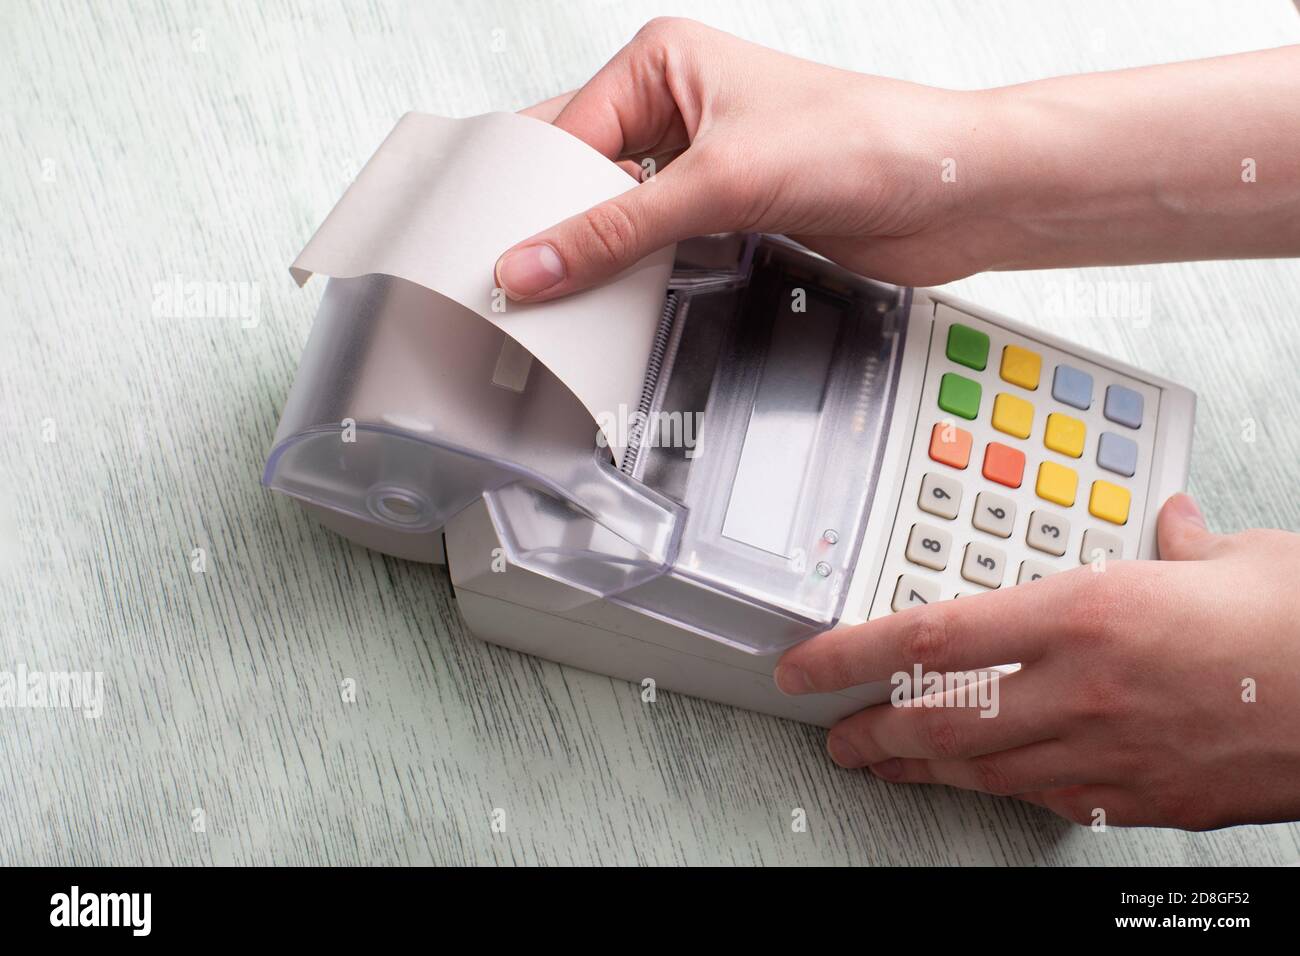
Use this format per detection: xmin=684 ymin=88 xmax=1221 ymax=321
xmin=290 ymin=111 xmax=676 ymax=462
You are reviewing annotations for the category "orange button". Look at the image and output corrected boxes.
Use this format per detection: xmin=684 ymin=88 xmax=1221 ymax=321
xmin=982 ymin=442 xmax=1026 ymax=488
xmin=929 ymin=422 xmax=973 ymax=469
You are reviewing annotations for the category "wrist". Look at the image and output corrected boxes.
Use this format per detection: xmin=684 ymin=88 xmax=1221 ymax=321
xmin=911 ymin=86 xmax=1050 ymax=277
xmin=969 ymin=80 xmax=1153 ymax=271
xmin=972 ymin=55 xmax=1300 ymax=271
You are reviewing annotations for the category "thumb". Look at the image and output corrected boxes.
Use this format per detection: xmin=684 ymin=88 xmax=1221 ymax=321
xmin=493 ymin=160 xmax=718 ymax=302
xmin=1157 ymin=492 xmax=1216 ymax=560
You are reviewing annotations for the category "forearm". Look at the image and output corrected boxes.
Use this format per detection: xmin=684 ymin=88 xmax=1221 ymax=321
xmin=976 ymin=45 xmax=1300 ymax=271
xmin=500 ymin=22 xmax=1300 ymax=298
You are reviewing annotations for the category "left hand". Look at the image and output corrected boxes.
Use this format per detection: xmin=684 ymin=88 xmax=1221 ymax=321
xmin=774 ymin=493 xmax=1300 ymax=830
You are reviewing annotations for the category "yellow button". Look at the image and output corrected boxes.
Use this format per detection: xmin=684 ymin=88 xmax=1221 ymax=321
xmin=1044 ymin=412 xmax=1086 ymax=458
xmin=991 ymin=393 xmax=1034 ymax=439
xmin=1036 ymin=461 xmax=1078 ymax=507
xmin=1089 ymin=480 xmax=1131 ymax=525
xmin=1001 ymin=345 xmax=1041 ymax=390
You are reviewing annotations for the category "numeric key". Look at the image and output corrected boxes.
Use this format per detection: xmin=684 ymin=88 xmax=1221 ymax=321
xmin=961 ymin=542 xmax=1006 ymax=588
xmin=906 ymin=523 xmax=952 ymax=571
xmin=1017 ymin=560 xmax=1056 ymax=584
xmin=972 ymin=492 xmax=1016 ymax=538
xmin=1081 ymin=528 xmax=1124 ymax=564
xmin=1027 ymin=509 xmax=1070 ymax=556
xmin=892 ymin=575 xmax=940 ymax=612
xmin=918 ymin=472 xmax=962 ymax=520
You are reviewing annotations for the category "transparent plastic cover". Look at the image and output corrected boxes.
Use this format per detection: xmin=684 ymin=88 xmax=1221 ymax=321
xmin=266 ymin=235 xmax=909 ymax=653
xmin=265 ymin=274 xmax=682 ymax=580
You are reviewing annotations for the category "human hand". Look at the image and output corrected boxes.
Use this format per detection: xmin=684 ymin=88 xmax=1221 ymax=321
xmin=495 ymin=17 xmax=1007 ymax=300
xmin=497 ymin=22 xmax=1300 ymax=301
xmin=774 ymin=493 xmax=1300 ymax=830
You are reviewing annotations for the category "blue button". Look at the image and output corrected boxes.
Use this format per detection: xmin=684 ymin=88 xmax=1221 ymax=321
xmin=1097 ymin=432 xmax=1138 ymax=477
xmin=1104 ymin=384 xmax=1143 ymax=429
xmin=1052 ymin=365 xmax=1093 ymax=410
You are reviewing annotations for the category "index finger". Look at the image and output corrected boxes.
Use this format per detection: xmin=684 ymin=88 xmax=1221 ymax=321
xmin=776 ymin=573 xmax=1079 ymax=695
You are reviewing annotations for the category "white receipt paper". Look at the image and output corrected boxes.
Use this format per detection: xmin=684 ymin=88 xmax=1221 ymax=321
xmin=290 ymin=111 xmax=676 ymax=461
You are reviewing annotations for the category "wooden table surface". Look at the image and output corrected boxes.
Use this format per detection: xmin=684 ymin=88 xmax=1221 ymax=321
xmin=2 ymin=0 xmax=1299 ymax=865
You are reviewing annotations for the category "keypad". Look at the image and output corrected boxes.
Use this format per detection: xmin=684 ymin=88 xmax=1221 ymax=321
xmin=877 ymin=308 xmax=1156 ymax=617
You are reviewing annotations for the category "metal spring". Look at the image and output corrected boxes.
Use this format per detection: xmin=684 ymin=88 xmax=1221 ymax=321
xmin=621 ymin=292 xmax=679 ymax=476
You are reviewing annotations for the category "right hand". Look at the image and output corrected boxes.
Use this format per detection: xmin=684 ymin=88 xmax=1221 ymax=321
xmin=494 ymin=17 xmax=1012 ymax=301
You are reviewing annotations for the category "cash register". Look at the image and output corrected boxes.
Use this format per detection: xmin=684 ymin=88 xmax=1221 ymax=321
xmin=264 ymin=113 xmax=1195 ymax=727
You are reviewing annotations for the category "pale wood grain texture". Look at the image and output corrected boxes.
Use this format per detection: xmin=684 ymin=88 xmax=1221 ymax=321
xmin=1 ymin=0 xmax=1298 ymax=865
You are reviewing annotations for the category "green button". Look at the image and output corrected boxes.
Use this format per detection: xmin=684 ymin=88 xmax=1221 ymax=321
xmin=946 ymin=323 xmax=989 ymax=371
xmin=938 ymin=372 xmax=981 ymax=420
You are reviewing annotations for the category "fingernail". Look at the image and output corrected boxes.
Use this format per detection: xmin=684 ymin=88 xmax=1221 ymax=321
xmin=774 ymin=663 xmax=812 ymax=695
xmin=827 ymin=734 xmax=864 ymax=768
xmin=1168 ymin=493 xmax=1205 ymax=529
xmin=495 ymin=243 xmax=565 ymax=298
xmin=869 ymin=758 xmax=903 ymax=781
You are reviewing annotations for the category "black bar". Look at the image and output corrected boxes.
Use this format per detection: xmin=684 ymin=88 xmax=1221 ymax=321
xmin=0 ymin=866 xmax=1286 ymax=942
